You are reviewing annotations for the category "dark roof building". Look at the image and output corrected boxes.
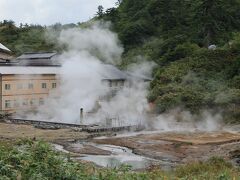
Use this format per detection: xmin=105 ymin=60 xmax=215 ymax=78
xmin=100 ymin=64 xmax=128 ymax=80
xmin=0 ymin=51 xmax=151 ymax=82
xmin=17 ymin=52 xmax=57 ymax=60
xmin=125 ymin=71 xmax=153 ymax=81
xmin=16 ymin=52 xmax=60 ymax=66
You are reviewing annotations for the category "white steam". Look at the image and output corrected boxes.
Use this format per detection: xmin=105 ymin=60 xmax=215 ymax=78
xmin=19 ymin=22 xmax=224 ymax=132
xmin=58 ymin=22 xmax=123 ymax=65
xmin=23 ymin=22 xmax=152 ymax=126
xmin=149 ymin=109 xmax=223 ymax=132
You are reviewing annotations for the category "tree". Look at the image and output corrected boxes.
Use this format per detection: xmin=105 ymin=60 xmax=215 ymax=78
xmin=97 ymin=5 xmax=104 ymax=17
xmin=115 ymin=0 xmax=122 ymax=6
xmin=194 ymin=0 xmax=240 ymax=47
xmin=0 ymin=20 xmax=15 ymax=28
xmin=148 ymin=0 xmax=191 ymax=34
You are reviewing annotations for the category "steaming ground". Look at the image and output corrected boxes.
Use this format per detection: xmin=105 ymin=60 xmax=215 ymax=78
xmin=147 ymin=109 xmax=224 ymax=132
xmin=16 ymin=22 xmax=226 ymax=132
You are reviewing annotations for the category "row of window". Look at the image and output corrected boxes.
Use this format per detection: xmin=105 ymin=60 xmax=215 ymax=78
xmin=105 ymin=80 xmax=124 ymax=87
xmin=5 ymin=98 xmax=45 ymax=108
xmin=4 ymin=82 xmax=57 ymax=90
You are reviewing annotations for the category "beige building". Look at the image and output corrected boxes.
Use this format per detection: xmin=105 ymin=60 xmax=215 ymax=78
xmin=0 ymin=49 xmax=150 ymax=114
xmin=0 ymin=51 xmax=130 ymax=113
xmin=0 ymin=51 xmax=61 ymax=113
xmin=0 ymin=67 xmax=60 ymax=112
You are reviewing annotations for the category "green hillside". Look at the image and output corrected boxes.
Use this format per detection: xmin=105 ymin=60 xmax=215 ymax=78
xmin=101 ymin=0 xmax=240 ymax=123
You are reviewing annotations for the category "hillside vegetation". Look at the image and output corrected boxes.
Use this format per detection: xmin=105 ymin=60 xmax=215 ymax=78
xmin=0 ymin=0 xmax=240 ymax=123
xmin=102 ymin=0 xmax=240 ymax=123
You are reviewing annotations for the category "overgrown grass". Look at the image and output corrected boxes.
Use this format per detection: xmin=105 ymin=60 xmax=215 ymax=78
xmin=0 ymin=140 xmax=239 ymax=179
xmin=175 ymin=157 xmax=239 ymax=180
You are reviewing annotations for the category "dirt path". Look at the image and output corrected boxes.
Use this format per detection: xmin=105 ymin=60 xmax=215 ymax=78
xmin=0 ymin=122 xmax=89 ymax=142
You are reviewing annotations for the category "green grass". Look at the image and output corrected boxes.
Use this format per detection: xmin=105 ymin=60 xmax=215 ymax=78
xmin=0 ymin=140 xmax=239 ymax=179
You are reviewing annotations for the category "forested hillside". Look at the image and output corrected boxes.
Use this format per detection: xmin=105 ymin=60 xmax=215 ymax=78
xmin=0 ymin=0 xmax=240 ymax=123
xmin=0 ymin=21 xmax=78 ymax=55
xmin=101 ymin=0 xmax=240 ymax=123
xmin=0 ymin=21 xmax=53 ymax=55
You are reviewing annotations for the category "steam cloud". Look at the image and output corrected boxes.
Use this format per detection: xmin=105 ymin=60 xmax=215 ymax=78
xmin=148 ymin=109 xmax=223 ymax=132
xmin=21 ymin=22 xmax=152 ymax=127
xmin=19 ymin=21 xmax=224 ymax=132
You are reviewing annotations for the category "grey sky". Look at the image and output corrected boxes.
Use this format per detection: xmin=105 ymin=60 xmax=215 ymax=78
xmin=0 ymin=0 xmax=116 ymax=26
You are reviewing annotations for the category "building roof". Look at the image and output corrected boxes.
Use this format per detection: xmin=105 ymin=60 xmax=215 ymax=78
xmin=15 ymin=52 xmax=60 ymax=66
xmin=125 ymin=71 xmax=153 ymax=81
xmin=100 ymin=64 xmax=128 ymax=80
xmin=0 ymin=43 xmax=11 ymax=53
xmin=0 ymin=51 xmax=151 ymax=81
xmin=17 ymin=52 xmax=57 ymax=59
xmin=0 ymin=64 xmax=152 ymax=82
xmin=0 ymin=64 xmax=129 ymax=80
xmin=0 ymin=66 xmax=60 ymax=75
xmin=17 ymin=58 xmax=61 ymax=66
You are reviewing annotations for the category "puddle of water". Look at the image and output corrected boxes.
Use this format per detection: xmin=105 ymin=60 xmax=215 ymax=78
xmin=79 ymin=154 xmax=153 ymax=170
xmin=77 ymin=143 xmax=171 ymax=170
xmin=53 ymin=143 xmax=173 ymax=170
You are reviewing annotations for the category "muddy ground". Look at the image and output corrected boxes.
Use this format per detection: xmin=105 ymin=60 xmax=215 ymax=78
xmin=0 ymin=122 xmax=239 ymax=167
xmin=92 ymin=131 xmax=240 ymax=166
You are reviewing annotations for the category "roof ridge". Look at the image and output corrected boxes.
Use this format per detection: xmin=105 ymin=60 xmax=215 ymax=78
xmin=0 ymin=43 xmax=11 ymax=52
xmin=23 ymin=52 xmax=57 ymax=54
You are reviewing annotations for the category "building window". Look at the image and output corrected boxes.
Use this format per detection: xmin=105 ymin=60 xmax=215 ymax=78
xmin=52 ymin=83 xmax=57 ymax=88
xmin=14 ymin=100 xmax=20 ymax=108
xmin=30 ymin=99 xmax=36 ymax=106
xmin=17 ymin=84 xmax=23 ymax=89
xmin=28 ymin=83 xmax=34 ymax=89
xmin=109 ymin=81 xmax=112 ymax=87
xmin=113 ymin=81 xmax=118 ymax=87
xmin=22 ymin=99 xmax=28 ymax=106
xmin=119 ymin=80 xmax=124 ymax=86
xmin=5 ymin=84 xmax=10 ymax=90
xmin=5 ymin=100 xmax=11 ymax=108
xmin=39 ymin=98 xmax=44 ymax=105
xmin=42 ymin=83 xmax=47 ymax=89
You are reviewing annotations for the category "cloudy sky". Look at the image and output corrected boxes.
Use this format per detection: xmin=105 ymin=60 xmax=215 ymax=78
xmin=0 ymin=0 xmax=116 ymax=26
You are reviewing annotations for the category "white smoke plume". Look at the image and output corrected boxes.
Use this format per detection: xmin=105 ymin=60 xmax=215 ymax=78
xmin=18 ymin=21 xmax=225 ymax=132
xmin=21 ymin=22 xmax=152 ymax=126
xmin=148 ymin=109 xmax=223 ymax=132
xmin=59 ymin=26 xmax=123 ymax=64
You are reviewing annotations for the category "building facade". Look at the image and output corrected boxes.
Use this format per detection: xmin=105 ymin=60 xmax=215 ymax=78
xmin=0 ymin=51 xmax=131 ymax=113
xmin=0 ymin=50 xmax=61 ymax=113
xmin=0 ymin=67 xmax=60 ymax=112
xmin=0 ymin=48 xmax=151 ymax=113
